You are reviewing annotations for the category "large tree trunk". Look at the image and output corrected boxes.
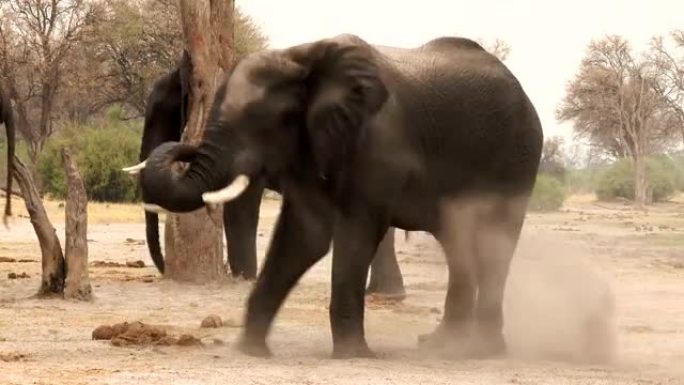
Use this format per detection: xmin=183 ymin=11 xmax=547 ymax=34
xmin=12 ymin=155 xmax=65 ymax=296
xmin=633 ymin=155 xmax=650 ymax=208
xmin=164 ymin=0 xmax=236 ymax=282
xmin=62 ymin=148 xmax=92 ymax=300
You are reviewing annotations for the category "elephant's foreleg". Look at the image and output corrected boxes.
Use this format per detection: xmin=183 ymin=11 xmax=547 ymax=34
xmin=223 ymin=178 xmax=265 ymax=279
xmin=238 ymin=194 xmax=333 ymax=358
xmin=330 ymin=213 xmax=388 ymax=359
xmin=366 ymin=227 xmax=406 ymax=299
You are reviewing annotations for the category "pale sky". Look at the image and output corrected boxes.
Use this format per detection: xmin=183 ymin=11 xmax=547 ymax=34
xmin=237 ymin=0 xmax=683 ymax=141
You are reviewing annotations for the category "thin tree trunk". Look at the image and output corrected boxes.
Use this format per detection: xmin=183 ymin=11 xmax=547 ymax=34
xmin=164 ymin=0 xmax=236 ymax=283
xmin=12 ymin=155 xmax=65 ymax=296
xmin=62 ymin=148 xmax=91 ymax=300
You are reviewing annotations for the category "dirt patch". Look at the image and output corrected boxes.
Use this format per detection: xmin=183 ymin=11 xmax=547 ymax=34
xmin=0 ymin=352 xmax=30 ymax=362
xmin=125 ymin=260 xmax=146 ymax=268
xmin=7 ymin=272 xmax=30 ymax=279
xmin=2 ymin=198 xmax=684 ymax=384
xmin=92 ymin=321 xmax=203 ymax=347
xmin=90 ymin=260 xmax=146 ymax=268
xmin=90 ymin=261 xmax=126 ymax=268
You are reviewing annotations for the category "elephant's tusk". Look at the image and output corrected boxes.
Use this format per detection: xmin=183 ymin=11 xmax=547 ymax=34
xmin=202 ymin=175 xmax=250 ymax=204
xmin=143 ymin=203 xmax=169 ymax=214
xmin=122 ymin=161 xmax=147 ymax=175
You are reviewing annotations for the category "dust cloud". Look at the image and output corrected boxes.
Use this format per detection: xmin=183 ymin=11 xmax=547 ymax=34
xmin=434 ymin=196 xmax=618 ymax=365
xmin=503 ymin=232 xmax=617 ymax=365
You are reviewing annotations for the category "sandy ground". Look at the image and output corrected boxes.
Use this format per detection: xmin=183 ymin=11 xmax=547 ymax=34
xmin=1 ymin=195 xmax=683 ymax=384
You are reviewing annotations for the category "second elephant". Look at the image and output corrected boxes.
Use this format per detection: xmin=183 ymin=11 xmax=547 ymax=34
xmin=1 ymin=85 xmax=15 ymax=226
xmin=131 ymin=51 xmax=406 ymax=297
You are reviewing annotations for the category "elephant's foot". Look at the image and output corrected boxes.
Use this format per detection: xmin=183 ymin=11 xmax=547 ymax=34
xmin=365 ymin=277 xmax=406 ymax=301
xmin=418 ymin=324 xmax=506 ymax=359
xmin=417 ymin=324 xmax=472 ymax=358
xmin=467 ymin=331 xmax=507 ymax=359
xmin=236 ymin=336 xmax=272 ymax=358
xmin=332 ymin=340 xmax=377 ymax=359
xmin=365 ymin=285 xmax=407 ymax=302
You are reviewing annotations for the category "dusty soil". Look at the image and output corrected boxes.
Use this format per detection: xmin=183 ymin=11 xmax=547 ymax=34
xmin=1 ymin=195 xmax=683 ymax=384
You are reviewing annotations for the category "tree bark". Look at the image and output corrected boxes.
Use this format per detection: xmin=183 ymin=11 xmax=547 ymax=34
xmin=633 ymin=155 xmax=650 ymax=209
xmin=11 ymin=155 xmax=65 ymax=296
xmin=62 ymin=148 xmax=92 ymax=300
xmin=164 ymin=0 xmax=235 ymax=282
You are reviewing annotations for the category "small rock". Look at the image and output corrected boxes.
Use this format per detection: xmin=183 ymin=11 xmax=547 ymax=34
xmin=126 ymin=260 xmax=145 ymax=268
xmin=92 ymin=325 xmax=115 ymax=340
xmin=201 ymin=315 xmax=223 ymax=328
xmin=212 ymin=338 xmax=225 ymax=345
xmin=142 ymin=277 xmax=154 ymax=283
xmin=177 ymin=334 xmax=202 ymax=346
xmin=7 ymin=272 xmax=30 ymax=279
xmin=430 ymin=307 xmax=441 ymax=314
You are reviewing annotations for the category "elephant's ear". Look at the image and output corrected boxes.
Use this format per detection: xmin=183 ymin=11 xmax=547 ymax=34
xmin=287 ymin=35 xmax=389 ymax=177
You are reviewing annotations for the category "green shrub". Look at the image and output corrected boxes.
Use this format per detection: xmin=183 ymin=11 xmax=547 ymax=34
xmin=529 ymin=174 xmax=566 ymax=212
xmin=37 ymin=120 xmax=142 ymax=202
xmin=596 ymin=156 xmax=682 ymax=202
xmin=565 ymin=167 xmax=603 ymax=194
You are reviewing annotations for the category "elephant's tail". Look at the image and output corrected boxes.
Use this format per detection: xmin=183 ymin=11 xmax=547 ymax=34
xmin=145 ymin=211 xmax=165 ymax=274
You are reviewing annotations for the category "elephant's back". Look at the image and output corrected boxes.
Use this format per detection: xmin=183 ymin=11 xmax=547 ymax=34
xmin=373 ymin=39 xmax=543 ymax=198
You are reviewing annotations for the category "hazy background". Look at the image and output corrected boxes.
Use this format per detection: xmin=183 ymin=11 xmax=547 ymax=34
xmin=238 ymin=0 xmax=684 ymax=141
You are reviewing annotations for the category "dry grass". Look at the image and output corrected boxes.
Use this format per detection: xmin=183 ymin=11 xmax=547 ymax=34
xmin=6 ymin=195 xmax=144 ymax=225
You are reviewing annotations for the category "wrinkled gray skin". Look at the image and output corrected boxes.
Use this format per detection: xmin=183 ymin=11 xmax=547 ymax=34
xmin=139 ymin=34 xmax=543 ymax=359
xmin=1 ymin=87 xmax=15 ymax=226
xmin=139 ymin=52 xmax=406 ymax=297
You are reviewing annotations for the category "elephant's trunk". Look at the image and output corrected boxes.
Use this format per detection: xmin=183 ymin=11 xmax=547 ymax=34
xmin=139 ymin=118 xmax=257 ymax=213
xmin=139 ymin=140 xmax=222 ymax=213
xmin=145 ymin=211 xmax=165 ymax=273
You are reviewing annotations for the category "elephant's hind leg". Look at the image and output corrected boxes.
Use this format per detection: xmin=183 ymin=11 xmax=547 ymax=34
xmin=366 ymin=227 xmax=406 ymax=300
xmin=470 ymin=196 xmax=528 ymax=358
xmin=418 ymin=198 xmax=480 ymax=357
xmin=223 ymin=177 xmax=265 ymax=279
xmin=419 ymin=195 xmax=527 ymax=359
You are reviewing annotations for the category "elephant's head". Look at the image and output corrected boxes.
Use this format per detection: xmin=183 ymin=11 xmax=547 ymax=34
xmin=130 ymin=34 xmax=389 ymax=212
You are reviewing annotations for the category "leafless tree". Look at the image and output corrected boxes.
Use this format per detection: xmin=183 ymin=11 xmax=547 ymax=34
xmin=0 ymin=0 xmax=99 ymax=164
xmin=648 ymin=30 xmax=684 ymax=142
xmin=557 ymin=35 xmax=679 ymax=207
xmin=478 ymin=37 xmax=511 ymax=61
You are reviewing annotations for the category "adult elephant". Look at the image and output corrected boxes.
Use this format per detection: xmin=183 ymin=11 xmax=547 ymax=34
xmin=129 ymin=50 xmax=406 ymax=297
xmin=136 ymin=34 xmax=543 ymax=359
xmin=1 ymin=87 xmax=15 ymax=227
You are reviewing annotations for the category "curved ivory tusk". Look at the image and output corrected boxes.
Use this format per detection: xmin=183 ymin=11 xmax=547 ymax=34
xmin=202 ymin=175 xmax=250 ymax=204
xmin=143 ymin=203 xmax=169 ymax=214
xmin=122 ymin=161 xmax=147 ymax=175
